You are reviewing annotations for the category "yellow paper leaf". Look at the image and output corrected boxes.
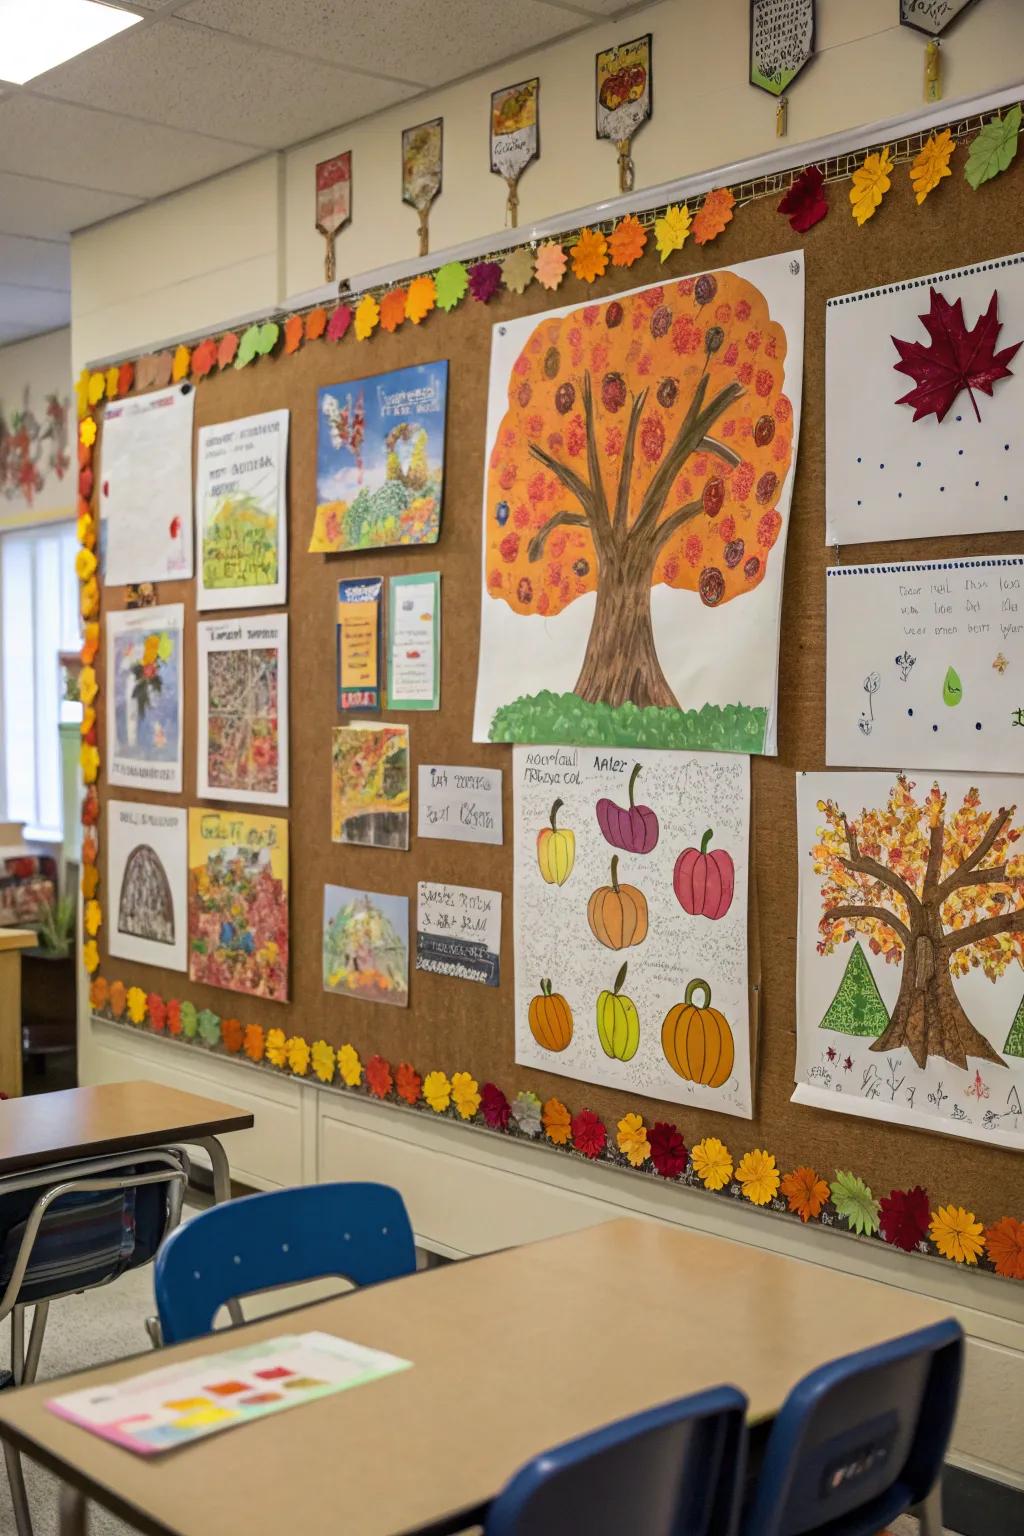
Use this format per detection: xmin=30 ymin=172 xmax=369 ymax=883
xmin=75 ymin=370 xmax=91 ymax=418
xmin=910 ymin=128 xmax=954 ymax=205
xmin=654 ymin=203 xmax=691 ymax=262
xmin=87 ymin=372 xmax=105 ymax=407
xmin=850 ymin=145 xmax=894 ymax=225
xmin=171 ymin=343 xmax=191 ymax=382
xmin=104 ymin=365 xmax=120 ymax=400
xmin=354 ymin=293 xmax=380 ymax=341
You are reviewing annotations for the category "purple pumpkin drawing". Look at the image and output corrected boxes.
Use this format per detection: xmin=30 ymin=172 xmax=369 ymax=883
xmin=595 ymin=763 xmax=659 ymax=854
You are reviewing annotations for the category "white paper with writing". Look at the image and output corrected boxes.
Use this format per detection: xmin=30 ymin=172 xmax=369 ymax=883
xmin=416 ymin=882 xmax=501 ymax=986
xmin=102 ymin=386 xmax=195 ymax=585
xmin=417 ymin=765 xmax=503 ymax=845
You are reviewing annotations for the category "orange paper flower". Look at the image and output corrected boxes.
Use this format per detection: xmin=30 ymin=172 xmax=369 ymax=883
xmin=542 ymin=1097 xmax=571 ymax=1145
xmin=380 ymin=288 xmax=407 ymax=333
xmin=781 ymin=1166 xmax=830 ymax=1222
xmin=693 ymin=188 xmax=736 ymax=245
xmin=81 ymin=622 xmax=99 ymax=665
xmin=221 ymin=1018 xmax=244 ymax=1053
xmin=396 ymin=1061 xmax=422 ymax=1105
xmin=609 ymin=215 xmax=647 ymax=268
xmin=534 ymin=242 xmax=567 ymax=291
xmin=570 ymin=227 xmax=608 ymax=283
xmin=283 ymin=314 xmax=304 ymax=354
xmin=108 ymin=980 xmax=126 ymax=1019
xmin=243 ymin=1023 xmax=265 ymax=1062
xmin=305 ymin=306 xmax=327 ymax=341
xmin=406 ymin=275 xmax=436 ymax=324
xmin=89 ymin=976 xmax=108 ymax=1010
xmin=984 ymin=1216 xmax=1024 ymax=1279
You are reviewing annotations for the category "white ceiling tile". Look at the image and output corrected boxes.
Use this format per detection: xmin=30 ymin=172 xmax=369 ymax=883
xmin=0 ymin=95 xmax=257 ymax=198
xmin=0 ymin=284 xmax=70 ymax=329
xmin=0 ymin=170 xmax=142 ymax=238
xmin=177 ymin=0 xmax=583 ymax=87
xmin=32 ymin=18 xmax=415 ymax=149
xmin=0 ymin=234 xmax=70 ymax=291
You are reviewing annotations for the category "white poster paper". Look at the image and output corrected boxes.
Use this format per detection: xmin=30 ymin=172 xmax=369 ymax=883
xmin=106 ymin=605 xmax=184 ymax=793
xmin=196 ymin=409 xmax=289 ymax=610
xmin=417 ymin=765 xmax=503 ymax=845
xmin=827 ymin=556 xmax=1024 ymax=773
xmin=197 ymin=614 xmax=288 ymax=807
xmin=102 ymin=386 xmax=195 ymax=585
xmin=107 ymin=800 xmax=187 ymax=972
xmin=416 ymin=882 xmax=501 ymax=986
xmin=795 ymin=770 xmax=1024 ymax=1151
xmin=473 ymin=253 xmax=805 ymax=757
xmin=514 ymin=746 xmax=751 ymax=1115
xmin=826 ymin=251 xmax=1024 ymax=545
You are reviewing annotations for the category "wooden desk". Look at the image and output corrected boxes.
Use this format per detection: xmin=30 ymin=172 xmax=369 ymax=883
xmin=0 ymin=1218 xmax=950 ymax=1536
xmin=0 ymin=928 xmax=37 ymax=1098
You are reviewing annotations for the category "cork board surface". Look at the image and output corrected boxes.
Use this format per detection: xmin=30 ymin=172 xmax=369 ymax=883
xmin=97 ymin=159 xmax=1023 ymax=1225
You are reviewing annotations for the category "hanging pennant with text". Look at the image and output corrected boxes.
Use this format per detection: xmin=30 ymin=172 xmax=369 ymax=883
xmin=490 ymin=78 xmax=539 ymax=227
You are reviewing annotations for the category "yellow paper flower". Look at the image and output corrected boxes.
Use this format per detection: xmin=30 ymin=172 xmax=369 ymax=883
xmin=126 ymin=986 xmax=147 ymax=1025
xmin=423 ymin=1069 xmax=452 ymax=1112
xmin=405 ymin=274 xmax=436 ymax=324
xmin=654 ymin=203 xmax=691 ymax=263
xmin=286 ymin=1036 xmax=310 ymax=1076
xmin=79 ymin=417 xmax=97 ymax=447
xmin=450 ymin=1071 xmax=481 ymax=1120
xmin=79 ymin=666 xmax=98 ymax=706
xmin=570 ymin=227 xmax=609 ymax=283
xmin=850 ymin=145 xmax=894 ymax=225
xmin=354 ymin=293 xmax=380 ymax=341
xmin=82 ymin=939 xmax=99 ymax=974
xmin=930 ymin=1204 xmax=985 ymax=1265
xmin=104 ymin=365 xmax=120 ymax=401
xmin=80 ymin=743 xmax=100 ymax=783
xmin=83 ymin=899 xmax=102 ymax=937
xmin=171 ymin=343 xmax=191 ymax=383
xmin=910 ymin=128 xmax=954 ymax=205
xmin=77 ymin=514 xmax=95 ymax=550
xmin=80 ymin=577 xmax=99 ymax=620
xmin=311 ymin=1040 xmax=335 ymax=1084
xmin=75 ymin=548 xmax=97 ymax=582
xmin=616 ymin=1112 xmax=651 ymax=1168
xmin=87 ymin=371 xmax=105 ymax=407
xmin=265 ymin=1027 xmax=287 ymax=1068
xmin=337 ymin=1043 xmax=363 ymax=1087
xmin=75 ymin=370 xmax=91 ymax=418
xmin=736 ymin=1148 xmax=780 ymax=1206
xmin=691 ymin=1137 xmax=734 ymax=1192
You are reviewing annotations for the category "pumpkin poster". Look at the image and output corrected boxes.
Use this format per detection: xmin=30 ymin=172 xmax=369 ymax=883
xmin=473 ymin=253 xmax=804 ymax=754
xmin=795 ymin=771 xmax=1024 ymax=1151
xmin=513 ymin=746 xmax=751 ymax=1115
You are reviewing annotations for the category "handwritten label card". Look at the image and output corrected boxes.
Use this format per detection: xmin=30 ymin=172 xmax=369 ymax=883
xmin=337 ymin=576 xmax=382 ymax=711
xmin=417 ymin=765 xmax=503 ymax=845
xmin=416 ymin=882 xmax=501 ymax=986
xmin=388 ymin=571 xmax=439 ymax=710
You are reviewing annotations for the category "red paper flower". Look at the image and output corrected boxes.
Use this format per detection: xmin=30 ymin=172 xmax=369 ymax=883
xmin=217 ymin=333 xmax=239 ymax=369
xmin=81 ymin=787 xmax=99 ymax=826
xmin=468 ymin=261 xmax=502 ymax=304
xmin=79 ymin=466 xmax=94 ymax=500
xmin=165 ymin=998 xmax=182 ymax=1037
xmin=146 ymin=994 xmax=167 ymax=1033
xmin=327 ymin=304 xmax=353 ymax=341
xmin=191 ymin=338 xmax=217 ymax=379
xmin=879 ymin=1186 xmax=930 ymax=1252
xmin=395 ymin=1061 xmax=422 ymax=1106
xmin=893 ymin=287 xmax=1021 ymax=423
xmin=777 ymin=165 xmax=828 ymax=232
xmin=572 ymin=1109 xmax=607 ymax=1159
xmin=649 ymin=1121 xmax=687 ymax=1179
xmin=481 ymin=1082 xmax=511 ymax=1130
xmin=365 ymin=1054 xmax=393 ymax=1099
xmin=117 ymin=361 xmax=134 ymax=396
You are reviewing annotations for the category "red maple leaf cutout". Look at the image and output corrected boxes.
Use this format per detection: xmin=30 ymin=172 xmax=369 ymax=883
xmin=892 ymin=286 xmax=1021 ymax=423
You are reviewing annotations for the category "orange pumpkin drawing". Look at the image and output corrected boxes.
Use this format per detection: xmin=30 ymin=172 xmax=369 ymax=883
xmin=661 ymin=978 xmax=734 ymax=1087
xmin=528 ymin=979 xmax=573 ymax=1052
xmin=587 ymin=855 xmax=648 ymax=950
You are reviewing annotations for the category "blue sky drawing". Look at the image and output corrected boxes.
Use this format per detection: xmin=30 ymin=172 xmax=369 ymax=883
xmin=112 ymin=633 xmax=181 ymax=763
xmin=316 ymin=361 xmax=448 ymax=506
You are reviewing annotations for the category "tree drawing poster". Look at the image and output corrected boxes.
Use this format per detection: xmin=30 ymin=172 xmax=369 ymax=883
xmin=107 ymin=800 xmax=187 ymax=973
xmin=197 ymin=615 xmax=288 ymax=807
xmin=795 ymin=771 xmax=1024 ymax=1151
xmin=187 ymin=809 xmax=289 ymax=1003
xmin=106 ymin=604 xmax=184 ymax=793
xmin=196 ymin=409 xmax=288 ymax=609
xmin=826 ymin=251 xmax=1024 ymax=546
xmin=513 ymin=746 xmax=751 ymax=1115
xmin=309 ymin=362 xmax=448 ymax=553
xmin=473 ymin=255 xmax=804 ymax=754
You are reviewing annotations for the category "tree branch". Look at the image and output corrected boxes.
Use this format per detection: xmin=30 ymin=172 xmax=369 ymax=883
xmin=527 ymin=509 xmax=590 ymax=562
xmin=837 ymin=812 xmax=920 ymax=914
xmin=937 ymin=806 xmax=1015 ymax=898
xmin=631 ymin=379 xmax=745 ymax=546
xmin=528 ymin=442 xmax=594 ymax=520
xmin=943 ymin=908 xmax=1024 ymax=952
xmin=613 ymin=387 xmax=648 ymax=536
xmin=824 ymin=904 xmax=911 ymax=948
xmin=923 ymin=813 xmax=946 ymax=895
xmin=581 ymin=373 xmax=611 ymax=532
xmin=651 ymin=499 xmax=703 ymax=554
xmin=698 ymin=434 xmax=741 ymax=469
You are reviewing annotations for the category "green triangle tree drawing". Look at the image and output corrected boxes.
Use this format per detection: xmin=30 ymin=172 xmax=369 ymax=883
xmin=819 ymin=941 xmax=890 ymax=1037
xmin=1004 ymin=992 xmax=1024 ymax=1059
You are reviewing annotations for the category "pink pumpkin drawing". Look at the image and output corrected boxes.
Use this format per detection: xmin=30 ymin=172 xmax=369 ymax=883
xmin=673 ymin=828 xmax=734 ymax=920
xmin=595 ymin=763 xmax=659 ymax=854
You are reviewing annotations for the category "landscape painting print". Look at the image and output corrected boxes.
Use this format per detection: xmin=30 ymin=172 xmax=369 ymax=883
xmin=309 ymin=362 xmax=448 ymax=553
xmin=196 ymin=409 xmax=288 ymax=609
xmin=323 ymin=885 xmax=409 ymax=1007
xmin=473 ymin=254 xmax=804 ymax=753
xmin=795 ymin=771 xmax=1024 ymax=1151
xmin=331 ymin=724 xmax=410 ymax=849
xmin=197 ymin=615 xmax=288 ymax=807
xmin=106 ymin=604 xmax=184 ymax=793
xmin=107 ymin=800 xmax=187 ymax=972
xmin=188 ymin=809 xmax=289 ymax=1002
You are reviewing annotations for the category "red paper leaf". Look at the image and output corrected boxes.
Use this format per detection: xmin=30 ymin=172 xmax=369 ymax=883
xmin=217 ymin=332 xmax=239 ymax=369
xmin=892 ymin=286 xmax=1021 ymax=423
xmin=191 ymin=338 xmax=217 ymax=378
xmin=777 ymin=165 xmax=828 ymax=233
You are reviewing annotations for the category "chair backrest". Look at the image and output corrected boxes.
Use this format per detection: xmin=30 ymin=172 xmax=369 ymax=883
xmin=154 ymin=1181 xmax=416 ymax=1343
xmin=741 ymin=1319 xmax=963 ymax=1536
xmin=486 ymin=1385 xmax=748 ymax=1536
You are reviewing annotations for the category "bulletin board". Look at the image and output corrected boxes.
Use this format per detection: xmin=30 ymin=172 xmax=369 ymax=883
xmin=88 ymin=132 xmax=1022 ymax=1253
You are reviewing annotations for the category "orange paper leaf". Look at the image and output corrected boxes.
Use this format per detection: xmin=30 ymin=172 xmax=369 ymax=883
xmin=283 ymin=314 xmax=304 ymax=354
xmin=693 ymin=188 xmax=735 ymax=246
xmin=608 ymin=214 xmax=647 ymax=268
xmin=571 ymin=227 xmax=609 ymax=283
xmin=305 ymin=306 xmax=327 ymax=341
xmin=406 ymin=274 xmax=436 ymax=324
xmin=380 ymin=288 xmax=407 ymax=333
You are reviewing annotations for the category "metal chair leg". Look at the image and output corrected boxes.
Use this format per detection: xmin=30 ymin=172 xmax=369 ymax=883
xmin=23 ymin=1302 xmax=49 ymax=1386
xmin=912 ymin=1477 xmax=944 ymax=1535
xmin=3 ymin=1436 xmax=34 ymax=1536
xmin=10 ymin=1307 xmax=25 ymax=1385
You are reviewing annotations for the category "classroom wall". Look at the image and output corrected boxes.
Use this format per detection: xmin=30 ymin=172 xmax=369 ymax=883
xmin=0 ymin=327 xmax=74 ymax=528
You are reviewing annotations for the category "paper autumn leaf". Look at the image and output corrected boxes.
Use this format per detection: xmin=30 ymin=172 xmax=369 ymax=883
xmin=151 ymin=352 xmax=173 ymax=388
xmin=830 ymin=1171 xmax=880 ymax=1236
xmin=849 ymin=146 xmax=893 ymax=225
xmin=405 ymin=274 xmax=436 ymax=324
xmin=534 ymin=241 xmax=567 ymax=290
xmin=75 ymin=370 xmax=90 ymax=418
xmin=171 ymin=344 xmax=191 ymax=383
xmin=379 ymin=288 xmax=407 ymax=332
xmin=654 ymin=203 xmax=690 ymax=262
xmin=87 ymin=371 xmax=105 ymax=406
xmin=79 ymin=417 xmax=96 ymax=448
xmin=608 ymin=214 xmax=646 ymax=267
xmin=777 ymin=165 xmax=828 ymax=232
xmin=255 ymin=322 xmax=278 ymax=356
xmin=468 ymin=260 xmax=502 ymax=302
xmin=217 ymin=332 xmax=239 ymax=368
xmin=354 ymin=292 xmax=380 ymax=339
xmin=234 ymin=324 xmax=260 ymax=368
xmin=283 ymin=314 xmax=304 ymax=354
xmin=693 ymin=188 xmax=735 ymax=246
xmin=893 ymin=287 xmax=1021 ymax=423
xmin=118 ymin=361 xmax=134 ymax=396
xmin=571 ymin=227 xmax=608 ymax=283
xmin=305 ymin=306 xmax=327 ymax=341
xmin=327 ymin=303 xmax=353 ymax=341
xmin=501 ymin=245 xmax=534 ymax=294
xmin=965 ymin=104 xmax=1022 ymax=190
xmin=435 ymin=261 xmax=468 ymax=312
xmin=104 ymin=365 xmax=120 ymax=400
xmin=910 ymin=129 xmax=954 ymax=205
xmin=191 ymin=338 xmax=217 ymax=378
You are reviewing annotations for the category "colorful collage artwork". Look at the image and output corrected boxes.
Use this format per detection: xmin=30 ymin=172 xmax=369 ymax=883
xmin=331 ymin=724 xmax=410 ymax=850
xmin=795 ymin=771 xmax=1024 ymax=1151
xmin=323 ymin=884 xmax=409 ymax=1008
xmin=197 ymin=615 xmax=288 ymax=807
xmin=187 ymin=810 xmax=289 ymax=1002
xmin=473 ymin=255 xmax=805 ymax=754
xmin=106 ymin=605 xmax=185 ymax=794
xmin=196 ymin=409 xmax=289 ymax=610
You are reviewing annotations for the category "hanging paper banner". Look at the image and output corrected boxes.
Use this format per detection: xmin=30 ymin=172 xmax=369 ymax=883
xmin=490 ymin=78 xmax=539 ymax=227
xmin=402 ymin=117 xmax=443 ymax=256
xmin=595 ymin=34 xmax=652 ymax=192
xmin=899 ymin=0 xmax=979 ymax=35
xmin=315 ymin=151 xmax=351 ymax=283
xmin=388 ymin=571 xmax=440 ymax=711
xmin=749 ymin=0 xmax=815 ymax=96
xmin=336 ymin=576 xmax=383 ymax=711
xmin=416 ymin=881 xmax=501 ymax=987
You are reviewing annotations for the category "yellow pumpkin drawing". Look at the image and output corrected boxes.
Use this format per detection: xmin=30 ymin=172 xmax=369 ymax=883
xmin=661 ymin=978 xmax=734 ymax=1087
xmin=537 ymin=797 xmax=575 ymax=885
xmin=596 ymin=961 xmax=640 ymax=1061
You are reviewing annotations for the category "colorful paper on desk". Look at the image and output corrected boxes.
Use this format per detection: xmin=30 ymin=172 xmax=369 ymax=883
xmin=388 ymin=571 xmax=439 ymax=710
xmin=417 ymin=765 xmax=502 ymax=845
xmin=336 ymin=576 xmax=383 ymax=711
xmin=102 ymin=385 xmax=195 ymax=586
xmin=106 ymin=605 xmax=185 ymax=793
xmin=196 ymin=409 xmax=288 ymax=610
xmin=416 ymin=881 xmax=501 ymax=986
xmin=47 ymin=1333 xmax=410 ymax=1456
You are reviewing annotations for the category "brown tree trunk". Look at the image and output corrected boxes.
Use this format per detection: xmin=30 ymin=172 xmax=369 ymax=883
xmin=872 ymin=916 xmax=1004 ymax=1070
xmin=573 ymin=548 xmax=678 ymax=709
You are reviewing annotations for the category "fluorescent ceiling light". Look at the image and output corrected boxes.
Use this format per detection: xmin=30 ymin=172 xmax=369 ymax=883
xmin=0 ymin=0 xmax=141 ymax=85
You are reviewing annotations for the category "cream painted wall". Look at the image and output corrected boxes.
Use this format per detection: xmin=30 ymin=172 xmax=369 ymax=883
xmin=0 ymin=327 xmax=74 ymax=528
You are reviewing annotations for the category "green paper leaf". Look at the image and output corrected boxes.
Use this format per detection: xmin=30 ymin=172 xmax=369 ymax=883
xmin=255 ymin=321 xmax=279 ymax=356
xmin=943 ymin=665 xmax=963 ymax=707
xmin=830 ymin=1170 xmax=880 ymax=1237
xmin=197 ymin=1008 xmax=221 ymax=1046
xmin=180 ymin=1000 xmax=198 ymax=1039
xmin=965 ymin=105 xmax=1022 ymax=190
xmin=435 ymin=261 xmax=468 ymax=312
xmin=234 ymin=324 xmax=260 ymax=368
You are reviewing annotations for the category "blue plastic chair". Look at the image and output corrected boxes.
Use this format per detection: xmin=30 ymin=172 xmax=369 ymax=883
xmin=486 ymin=1384 xmax=748 ymax=1536
xmin=740 ymin=1319 xmax=963 ymax=1536
xmin=154 ymin=1182 xmax=416 ymax=1344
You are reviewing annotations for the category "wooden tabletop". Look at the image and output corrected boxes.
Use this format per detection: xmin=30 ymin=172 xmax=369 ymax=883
xmin=0 ymin=1218 xmax=950 ymax=1536
xmin=0 ymin=1081 xmax=253 ymax=1176
xmin=0 ymin=928 xmax=37 ymax=952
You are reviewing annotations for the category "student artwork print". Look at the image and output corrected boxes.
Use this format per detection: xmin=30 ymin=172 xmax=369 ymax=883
xmin=749 ymin=0 xmax=816 ymax=96
xmin=795 ymin=771 xmax=1024 ymax=1151
xmin=101 ymin=385 xmax=195 ymax=586
xmin=416 ymin=882 xmax=501 ymax=986
xmin=187 ymin=809 xmax=289 ymax=1003
xmin=826 ymin=252 xmax=1024 ymax=545
xmin=107 ymin=801 xmax=187 ymax=972
xmin=106 ymin=604 xmax=184 ymax=793
xmin=473 ymin=255 xmax=805 ymax=753
xmin=826 ymin=557 xmax=1024 ymax=774
xmin=336 ymin=576 xmax=383 ymax=711
xmin=196 ymin=409 xmax=288 ymax=610
xmin=323 ymin=885 xmax=409 ymax=1007
xmin=331 ymin=724 xmax=410 ymax=850
xmin=309 ymin=362 xmax=448 ymax=553
xmin=197 ymin=615 xmax=288 ymax=807
xmin=513 ymin=747 xmax=751 ymax=1115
